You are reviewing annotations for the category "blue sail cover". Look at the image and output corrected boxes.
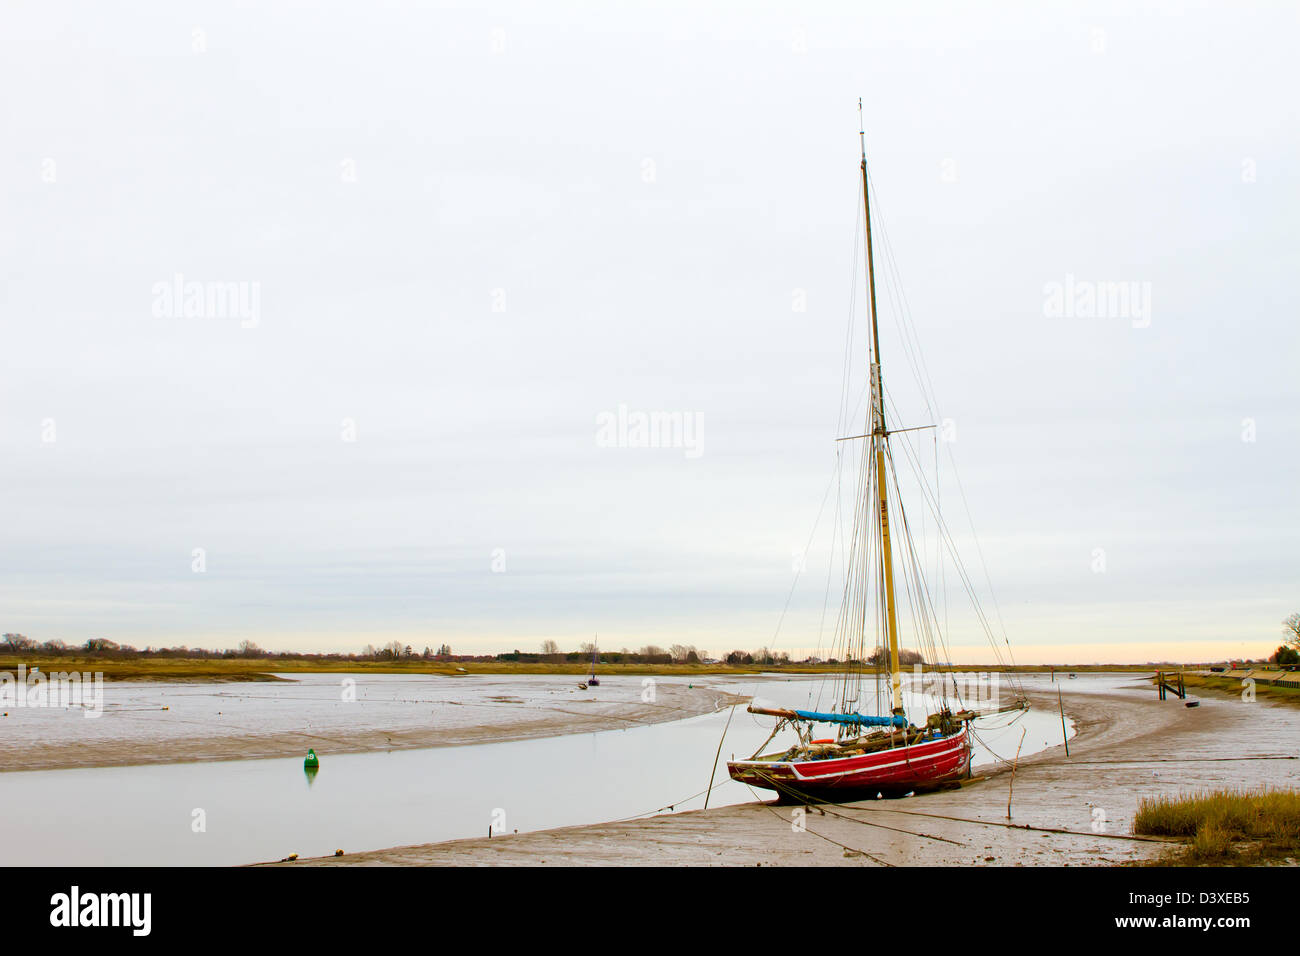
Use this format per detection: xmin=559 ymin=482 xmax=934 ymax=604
xmin=793 ymin=709 xmax=907 ymax=728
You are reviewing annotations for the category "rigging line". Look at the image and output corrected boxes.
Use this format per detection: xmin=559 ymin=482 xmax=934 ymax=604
xmin=878 ymin=421 xmax=977 ymax=681
xmin=814 ymin=448 xmax=855 ymax=688
xmin=769 ymin=177 xmax=867 ymax=681
xmin=936 ymin=429 xmax=948 ymax=646
xmin=765 ymin=455 xmax=840 ymax=655
xmin=968 ymin=728 xmax=1027 ymax=769
xmin=837 ymin=175 xmax=865 ymax=438
xmin=948 ymin=455 xmax=1020 ymax=670
xmin=881 ymin=398 xmax=1019 ymax=681
xmin=784 ymin=181 xmax=866 ymax=669
xmin=870 ymin=225 xmax=932 ymax=425
xmin=608 ymin=781 xmax=728 ymax=823
xmin=813 ymin=447 xmax=844 ymax=670
xmin=866 ymin=218 xmax=938 ymax=492
xmin=866 ymin=168 xmax=1017 ymax=671
xmin=885 ymin=442 xmax=962 ymax=680
xmin=864 ymin=167 xmax=938 ymax=420
xmin=888 ymin=364 xmax=1013 ymax=673
xmin=825 ymin=421 xmax=874 ymax=713
xmin=884 ymin=441 xmax=964 ymax=709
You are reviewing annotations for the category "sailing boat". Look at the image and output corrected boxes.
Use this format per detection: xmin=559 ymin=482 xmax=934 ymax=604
xmin=727 ymin=108 xmax=1026 ymax=801
xmin=587 ymin=639 xmax=600 ymax=687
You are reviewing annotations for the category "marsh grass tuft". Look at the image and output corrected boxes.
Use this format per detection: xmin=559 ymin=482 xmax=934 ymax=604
xmin=1134 ymin=787 xmax=1300 ymax=865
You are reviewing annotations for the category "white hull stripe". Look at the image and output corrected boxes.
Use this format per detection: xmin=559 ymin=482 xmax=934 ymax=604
xmin=732 ymin=740 xmax=967 ymax=783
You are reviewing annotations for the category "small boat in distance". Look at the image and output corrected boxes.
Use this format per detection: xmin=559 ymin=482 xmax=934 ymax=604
xmin=587 ymin=640 xmax=600 ymax=686
xmin=727 ymin=105 xmax=1027 ymax=801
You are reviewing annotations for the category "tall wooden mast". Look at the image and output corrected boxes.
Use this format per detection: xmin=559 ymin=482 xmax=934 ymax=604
xmin=859 ymin=101 xmax=904 ymax=717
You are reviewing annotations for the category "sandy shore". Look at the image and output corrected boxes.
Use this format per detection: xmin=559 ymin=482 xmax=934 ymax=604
xmin=0 ymin=677 xmax=743 ymax=773
xmin=281 ymin=676 xmax=1300 ymax=866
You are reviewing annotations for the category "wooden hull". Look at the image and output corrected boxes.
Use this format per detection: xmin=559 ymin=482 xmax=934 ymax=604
xmin=727 ymin=727 xmax=972 ymax=800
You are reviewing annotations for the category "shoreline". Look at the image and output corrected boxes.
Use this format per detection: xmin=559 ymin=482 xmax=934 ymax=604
xmin=0 ymin=656 xmax=1184 ymax=683
xmin=0 ymin=681 xmax=746 ymax=774
xmin=277 ymin=675 xmax=1300 ymax=866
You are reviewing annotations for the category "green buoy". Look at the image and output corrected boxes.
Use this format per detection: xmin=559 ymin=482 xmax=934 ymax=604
xmin=304 ymin=748 xmax=319 ymax=769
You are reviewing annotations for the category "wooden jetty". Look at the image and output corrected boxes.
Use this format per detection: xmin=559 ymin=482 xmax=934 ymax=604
xmin=1155 ymin=670 xmax=1186 ymax=700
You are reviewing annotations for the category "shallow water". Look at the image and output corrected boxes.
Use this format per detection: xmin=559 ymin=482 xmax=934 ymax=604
xmin=0 ymin=673 xmax=1071 ymax=865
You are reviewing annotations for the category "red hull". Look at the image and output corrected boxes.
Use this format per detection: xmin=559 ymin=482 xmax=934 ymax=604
xmin=727 ymin=727 xmax=971 ymax=799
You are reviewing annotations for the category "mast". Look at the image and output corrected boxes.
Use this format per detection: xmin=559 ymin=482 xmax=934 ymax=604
xmin=859 ymin=101 xmax=904 ymax=717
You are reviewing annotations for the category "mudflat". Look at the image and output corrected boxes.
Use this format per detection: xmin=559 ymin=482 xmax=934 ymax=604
xmin=0 ymin=674 xmax=742 ymax=773
xmin=281 ymin=676 xmax=1300 ymax=866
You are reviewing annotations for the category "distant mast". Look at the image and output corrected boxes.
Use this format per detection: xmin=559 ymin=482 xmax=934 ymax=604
xmin=859 ymin=100 xmax=904 ymax=717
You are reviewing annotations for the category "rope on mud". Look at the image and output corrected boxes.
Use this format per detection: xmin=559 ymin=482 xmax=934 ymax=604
xmin=745 ymin=767 xmax=967 ymax=847
xmin=609 ymin=782 xmax=726 ymax=823
xmin=836 ymin=803 xmax=1174 ymax=844
xmin=753 ymin=797 xmax=893 ymax=867
xmin=608 ymin=770 xmax=899 ymax=865
xmin=1048 ymin=756 xmax=1298 ymax=764
xmin=742 ymin=767 xmax=1172 ymax=846
xmin=739 ymin=775 xmax=893 ymax=865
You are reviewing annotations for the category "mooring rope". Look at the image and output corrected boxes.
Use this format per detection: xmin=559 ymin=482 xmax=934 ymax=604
xmin=745 ymin=766 xmax=967 ymax=846
xmin=740 ymin=765 xmax=1171 ymax=846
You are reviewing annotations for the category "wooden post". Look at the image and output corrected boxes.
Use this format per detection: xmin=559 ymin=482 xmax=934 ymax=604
xmin=1006 ymin=727 xmax=1027 ymax=820
xmin=1058 ymin=686 xmax=1070 ymax=757
xmin=703 ymin=704 xmax=737 ymax=810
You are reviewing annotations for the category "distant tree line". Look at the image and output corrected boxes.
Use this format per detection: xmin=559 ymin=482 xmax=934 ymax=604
xmin=514 ymin=643 xmax=710 ymax=665
xmin=0 ymin=633 xmax=466 ymax=663
xmin=0 ymin=631 xmax=927 ymax=668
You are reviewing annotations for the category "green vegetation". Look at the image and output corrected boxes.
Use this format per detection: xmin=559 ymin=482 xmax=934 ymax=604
xmin=0 ymin=651 xmax=1170 ymax=683
xmin=0 ymin=629 xmax=1246 ymax=682
xmin=1134 ymin=787 xmax=1300 ymax=865
xmin=1179 ymin=673 xmax=1300 ymax=707
xmin=0 ymin=653 xmax=856 ymax=682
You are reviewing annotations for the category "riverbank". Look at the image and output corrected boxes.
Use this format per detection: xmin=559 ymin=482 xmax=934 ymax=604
xmin=280 ymin=675 xmax=1300 ymax=866
xmin=0 ymin=675 xmax=744 ymax=773
xmin=0 ymin=655 xmax=1174 ymax=683
xmin=1182 ymin=672 xmax=1300 ymax=708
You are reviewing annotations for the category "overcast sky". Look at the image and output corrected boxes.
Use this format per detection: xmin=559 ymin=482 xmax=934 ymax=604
xmin=2 ymin=1 xmax=1296 ymax=664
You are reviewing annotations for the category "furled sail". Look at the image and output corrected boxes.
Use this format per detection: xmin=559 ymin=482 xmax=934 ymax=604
xmin=795 ymin=709 xmax=907 ymax=728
